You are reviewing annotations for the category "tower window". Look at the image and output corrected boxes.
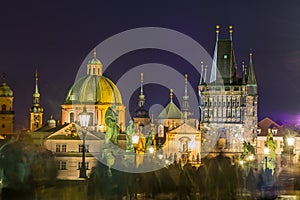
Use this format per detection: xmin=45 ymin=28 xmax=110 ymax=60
xmin=1 ymin=104 xmax=6 ymax=111
xmin=1 ymin=124 xmax=5 ymax=128
xmin=70 ymin=113 xmax=75 ymax=123
xmin=223 ymin=54 xmax=228 ymax=59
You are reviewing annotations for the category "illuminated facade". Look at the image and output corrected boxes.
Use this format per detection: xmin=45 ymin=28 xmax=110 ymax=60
xmin=199 ymin=26 xmax=258 ymax=153
xmin=61 ymin=49 xmax=126 ymax=132
xmin=0 ymin=74 xmax=14 ymax=134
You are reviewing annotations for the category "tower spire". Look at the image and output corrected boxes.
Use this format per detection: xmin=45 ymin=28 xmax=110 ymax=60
xmin=170 ymin=89 xmax=173 ymax=102
xmin=93 ymin=48 xmax=96 ymax=58
xmin=182 ymin=74 xmax=190 ymax=120
xmin=229 ymin=25 xmax=233 ymax=40
xmin=30 ymin=70 xmax=43 ymax=131
xmin=138 ymin=72 xmax=145 ymax=108
xmin=242 ymin=61 xmax=246 ymax=84
xmin=247 ymin=49 xmax=257 ymax=85
xmin=35 ymin=70 xmax=39 ymax=94
xmin=210 ymin=25 xmax=219 ymax=83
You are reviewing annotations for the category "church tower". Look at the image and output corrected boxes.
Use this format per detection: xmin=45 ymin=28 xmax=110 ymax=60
xmin=0 ymin=73 xmax=14 ymax=134
xmin=133 ymin=72 xmax=150 ymax=126
xmin=29 ymin=71 xmax=44 ymax=131
xmin=199 ymin=26 xmax=258 ymax=153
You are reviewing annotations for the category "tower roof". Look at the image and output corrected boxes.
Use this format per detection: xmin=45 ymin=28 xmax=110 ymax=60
xmin=247 ymin=50 xmax=257 ymax=85
xmin=0 ymin=73 xmax=13 ymax=97
xmin=158 ymin=89 xmax=182 ymax=119
xmin=210 ymin=26 xmax=237 ymax=84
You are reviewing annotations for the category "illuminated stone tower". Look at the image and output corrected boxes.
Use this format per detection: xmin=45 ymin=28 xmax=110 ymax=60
xmin=0 ymin=73 xmax=14 ymax=134
xmin=199 ymin=26 xmax=258 ymax=153
xmin=29 ymin=71 xmax=44 ymax=131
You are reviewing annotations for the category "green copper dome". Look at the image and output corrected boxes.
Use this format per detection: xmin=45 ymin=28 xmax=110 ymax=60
xmin=0 ymin=82 xmax=13 ymax=97
xmin=65 ymin=75 xmax=122 ymax=104
xmin=88 ymin=57 xmax=102 ymax=65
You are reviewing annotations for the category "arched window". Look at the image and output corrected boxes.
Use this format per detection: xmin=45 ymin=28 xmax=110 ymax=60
xmin=70 ymin=113 xmax=75 ymax=123
xmin=2 ymin=104 xmax=6 ymax=111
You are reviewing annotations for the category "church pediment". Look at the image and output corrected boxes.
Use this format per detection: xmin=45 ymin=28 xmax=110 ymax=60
xmin=168 ymin=123 xmax=200 ymax=135
xmin=46 ymin=123 xmax=100 ymax=140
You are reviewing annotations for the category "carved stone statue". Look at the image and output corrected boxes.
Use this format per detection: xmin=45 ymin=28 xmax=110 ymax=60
xmin=126 ymin=120 xmax=134 ymax=152
xmin=105 ymin=104 xmax=120 ymax=145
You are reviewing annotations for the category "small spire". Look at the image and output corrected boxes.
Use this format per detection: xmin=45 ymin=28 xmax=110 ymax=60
xmin=184 ymin=74 xmax=188 ymax=96
xmin=1 ymin=73 xmax=6 ymax=83
xmin=242 ymin=61 xmax=246 ymax=84
xmin=204 ymin=65 xmax=208 ymax=82
xmin=140 ymin=72 xmax=144 ymax=95
xmin=35 ymin=69 xmax=39 ymax=94
xmin=170 ymin=89 xmax=173 ymax=101
xmin=200 ymin=61 xmax=205 ymax=84
xmin=229 ymin=25 xmax=233 ymax=40
xmin=151 ymin=113 xmax=154 ymax=123
xmin=216 ymin=25 xmax=220 ymax=40
xmin=93 ymin=48 xmax=97 ymax=58
xmin=247 ymin=49 xmax=257 ymax=85
xmin=138 ymin=72 xmax=145 ymax=108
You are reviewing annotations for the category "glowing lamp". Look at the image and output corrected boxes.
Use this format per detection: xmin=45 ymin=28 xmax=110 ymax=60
xmin=264 ymin=147 xmax=270 ymax=155
xmin=79 ymin=106 xmax=90 ymax=128
xmin=287 ymin=137 xmax=295 ymax=146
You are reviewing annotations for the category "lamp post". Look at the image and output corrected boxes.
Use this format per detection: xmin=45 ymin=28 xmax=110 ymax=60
xmin=78 ymin=106 xmax=90 ymax=178
xmin=264 ymin=147 xmax=270 ymax=170
xmin=287 ymin=136 xmax=295 ymax=167
xmin=132 ymin=130 xmax=140 ymax=167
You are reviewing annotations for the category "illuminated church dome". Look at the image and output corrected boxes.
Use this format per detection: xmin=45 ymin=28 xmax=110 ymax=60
xmin=65 ymin=75 xmax=122 ymax=104
xmin=65 ymin=48 xmax=122 ymax=105
xmin=0 ymin=74 xmax=13 ymax=97
xmin=61 ymin=49 xmax=125 ymax=131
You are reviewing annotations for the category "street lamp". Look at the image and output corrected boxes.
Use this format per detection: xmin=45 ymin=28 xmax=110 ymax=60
xmin=78 ymin=106 xmax=90 ymax=178
xmin=264 ymin=147 xmax=270 ymax=170
xmin=287 ymin=136 xmax=295 ymax=167
xmin=132 ymin=130 xmax=140 ymax=168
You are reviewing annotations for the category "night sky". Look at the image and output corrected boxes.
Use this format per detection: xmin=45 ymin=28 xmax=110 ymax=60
xmin=0 ymin=1 xmax=300 ymax=130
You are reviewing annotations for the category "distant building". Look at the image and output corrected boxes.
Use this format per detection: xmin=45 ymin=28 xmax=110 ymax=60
xmin=0 ymin=73 xmax=14 ymax=135
xmin=256 ymin=117 xmax=300 ymax=167
xmin=31 ymin=118 xmax=102 ymax=180
xmin=199 ymin=26 xmax=257 ymax=154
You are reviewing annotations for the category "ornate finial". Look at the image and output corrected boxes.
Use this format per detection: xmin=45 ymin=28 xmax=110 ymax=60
xmin=216 ymin=25 xmax=220 ymax=33
xmin=1 ymin=73 xmax=6 ymax=83
xmin=140 ymin=72 xmax=144 ymax=95
xmin=229 ymin=25 xmax=233 ymax=40
xmin=184 ymin=74 xmax=188 ymax=96
xmin=35 ymin=69 xmax=38 ymax=81
xmin=249 ymin=49 xmax=253 ymax=58
xmin=170 ymin=89 xmax=173 ymax=101
xmin=93 ymin=48 xmax=97 ymax=58
xmin=216 ymin=25 xmax=220 ymax=40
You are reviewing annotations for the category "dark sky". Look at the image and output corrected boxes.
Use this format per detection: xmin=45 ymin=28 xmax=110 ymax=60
xmin=1 ymin=0 xmax=300 ymax=130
